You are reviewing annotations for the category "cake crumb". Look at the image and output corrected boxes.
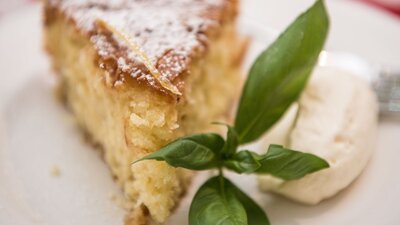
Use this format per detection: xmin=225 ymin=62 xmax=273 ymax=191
xmin=109 ymin=192 xmax=135 ymax=210
xmin=50 ymin=165 xmax=61 ymax=177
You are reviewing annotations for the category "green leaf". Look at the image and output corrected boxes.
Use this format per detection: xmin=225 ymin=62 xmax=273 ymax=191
xmin=256 ymin=144 xmax=329 ymax=180
xmin=234 ymin=0 xmax=330 ymax=144
xmin=215 ymin=123 xmax=239 ymax=158
xmin=189 ymin=176 xmax=247 ymax=225
xmin=134 ymin=133 xmax=224 ymax=170
xmin=224 ymin=150 xmax=261 ymax=174
xmin=226 ymin=179 xmax=270 ymax=225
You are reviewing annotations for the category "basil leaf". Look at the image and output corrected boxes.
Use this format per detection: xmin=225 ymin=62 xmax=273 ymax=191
xmin=224 ymin=150 xmax=261 ymax=174
xmin=135 ymin=133 xmax=224 ymax=170
xmin=226 ymin=179 xmax=270 ymax=225
xmin=234 ymin=0 xmax=329 ymax=144
xmin=189 ymin=176 xmax=247 ymax=225
xmin=221 ymin=124 xmax=239 ymax=158
xmin=256 ymin=144 xmax=329 ymax=180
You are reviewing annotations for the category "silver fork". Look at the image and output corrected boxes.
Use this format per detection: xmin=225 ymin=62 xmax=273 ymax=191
xmin=318 ymin=51 xmax=400 ymax=113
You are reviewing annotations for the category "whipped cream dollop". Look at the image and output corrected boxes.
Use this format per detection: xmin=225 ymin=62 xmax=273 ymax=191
xmin=258 ymin=67 xmax=378 ymax=204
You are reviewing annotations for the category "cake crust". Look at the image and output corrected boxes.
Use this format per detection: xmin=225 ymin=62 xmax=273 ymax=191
xmin=44 ymin=0 xmax=238 ymax=97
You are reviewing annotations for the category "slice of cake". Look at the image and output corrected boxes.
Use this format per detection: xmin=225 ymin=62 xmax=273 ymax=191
xmin=43 ymin=0 xmax=245 ymax=224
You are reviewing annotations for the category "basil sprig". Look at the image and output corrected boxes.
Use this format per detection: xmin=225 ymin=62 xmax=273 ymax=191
xmin=135 ymin=133 xmax=224 ymax=170
xmin=224 ymin=145 xmax=329 ymax=178
xmin=190 ymin=176 xmax=270 ymax=225
xmin=134 ymin=1 xmax=330 ymax=224
xmin=255 ymin=145 xmax=330 ymax=180
xmin=189 ymin=176 xmax=248 ymax=225
xmin=234 ymin=0 xmax=330 ymax=144
xmin=224 ymin=150 xmax=261 ymax=173
xmin=221 ymin=124 xmax=240 ymax=158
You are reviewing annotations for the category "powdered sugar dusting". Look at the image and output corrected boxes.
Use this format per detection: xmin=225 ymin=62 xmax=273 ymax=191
xmin=48 ymin=0 xmax=231 ymax=94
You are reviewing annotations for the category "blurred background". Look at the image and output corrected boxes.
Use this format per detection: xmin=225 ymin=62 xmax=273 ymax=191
xmin=1 ymin=0 xmax=400 ymax=18
xmin=1 ymin=0 xmax=400 ymax=16
xmin=1 ymin=0 xmax=399 ymax=67
xmin=0 ymin=0 xmax=400 ymax=16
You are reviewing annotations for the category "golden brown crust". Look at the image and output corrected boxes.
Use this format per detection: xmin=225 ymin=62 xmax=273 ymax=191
xmin=43 ymin=0 xmax=238 ymax=97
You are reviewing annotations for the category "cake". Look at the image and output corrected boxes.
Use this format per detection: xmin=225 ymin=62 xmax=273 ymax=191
xmin=43 ymin=0 xmax=245 ymax=224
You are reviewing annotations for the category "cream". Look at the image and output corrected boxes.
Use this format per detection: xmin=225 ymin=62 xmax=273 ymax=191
xmin=258 ymin=67 xmax=378 ymax=204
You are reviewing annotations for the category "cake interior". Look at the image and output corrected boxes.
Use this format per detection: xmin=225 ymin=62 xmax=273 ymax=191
xmin=44 ymin=6 xmax=245 ymax=225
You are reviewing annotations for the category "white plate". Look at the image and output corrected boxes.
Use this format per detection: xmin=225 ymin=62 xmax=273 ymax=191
xmin=1 ymin=2 xmax=400 ymax=225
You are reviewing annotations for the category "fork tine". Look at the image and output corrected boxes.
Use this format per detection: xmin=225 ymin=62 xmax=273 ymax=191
xmin=372 ymin=67 xmax=400 ymax=112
